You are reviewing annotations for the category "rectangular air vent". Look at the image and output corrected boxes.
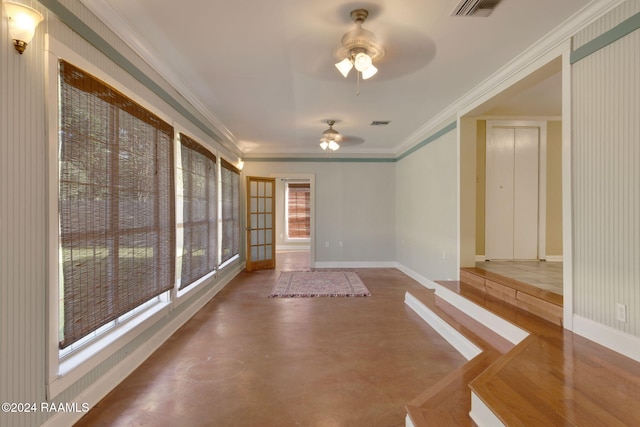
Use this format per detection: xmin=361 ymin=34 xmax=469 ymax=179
xmin=451 ymin=0 xmax=501 ymax=17
xmin=371 ymin=121 xmax=390 ymax=126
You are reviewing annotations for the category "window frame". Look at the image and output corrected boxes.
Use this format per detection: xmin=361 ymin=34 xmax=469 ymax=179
xmin=174 ymin=129 xmax=219 ymax=298
xmin=46 ymin=39 xmax=174 ymax=399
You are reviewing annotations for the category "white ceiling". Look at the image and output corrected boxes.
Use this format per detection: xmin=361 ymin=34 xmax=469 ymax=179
xmin=81 ymin=0 xmax=591 ymax=157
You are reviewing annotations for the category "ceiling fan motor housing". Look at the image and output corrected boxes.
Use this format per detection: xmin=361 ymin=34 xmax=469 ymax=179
xmin=335 ymin=9 xmax=384 ymax=62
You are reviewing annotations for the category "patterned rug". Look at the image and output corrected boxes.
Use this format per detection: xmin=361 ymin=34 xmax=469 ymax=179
xmin=269 ymin=271 xmax=370 ymax=298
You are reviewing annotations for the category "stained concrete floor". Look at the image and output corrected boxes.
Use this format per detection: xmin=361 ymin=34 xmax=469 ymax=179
xmin=74 ymin=252 xmax=466 ymax=427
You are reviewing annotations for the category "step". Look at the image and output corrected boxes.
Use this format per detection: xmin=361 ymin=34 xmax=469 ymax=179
xmin=460 ymin=267 xmax=563 ymax=325
xmin=404 ymin=289 xmax=513 ymax=426
xmin=406 ymin=280 xmax=640 ymax=427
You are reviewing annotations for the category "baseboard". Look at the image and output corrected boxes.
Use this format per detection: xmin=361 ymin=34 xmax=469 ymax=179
xmin=42 ymin=263 xmax=242 ymax=427
xmin=475 ymin=255 xmax=486 ymax=262
xmin=573 ymin=315 xmax=640 ymax=363
xmin=277 ymin=245 xmax=310 ymax=251
xmin=313 ymin=261 xmax=397 ymax=269
xmin=395 ymin=264 xmax=437 ymax=290
xmin=545 ymin=255 xmax=563 ymax=262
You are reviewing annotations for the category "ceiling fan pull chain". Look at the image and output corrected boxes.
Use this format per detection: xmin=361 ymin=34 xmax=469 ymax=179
xmin=356 ymin=71 xmax=361 ymax=96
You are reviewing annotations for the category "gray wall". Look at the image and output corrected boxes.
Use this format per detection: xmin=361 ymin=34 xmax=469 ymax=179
xmin=243 ymin=161 xmax=396 ymax=264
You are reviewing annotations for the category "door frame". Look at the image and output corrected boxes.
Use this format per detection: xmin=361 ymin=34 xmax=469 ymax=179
xmin=270 ymin=173 xmax=315 ymax=268
xmin=486 ymin=120 xmax=547 ymax=260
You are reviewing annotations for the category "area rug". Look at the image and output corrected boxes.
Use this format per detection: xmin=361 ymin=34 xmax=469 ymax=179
xmin=269 ymin=271 xmax=370 ymax=298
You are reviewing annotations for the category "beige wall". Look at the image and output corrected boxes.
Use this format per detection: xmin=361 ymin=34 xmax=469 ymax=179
xmin=475 ymin=120 xmax=563 ymax=258
xmin=546 ymin=121 xmax=563 ymax=256
xmin=475 ymin=121 xmax=487 ymax=256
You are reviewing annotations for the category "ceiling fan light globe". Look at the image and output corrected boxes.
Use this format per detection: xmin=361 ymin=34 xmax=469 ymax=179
xmin=320 ymin=141 xmax=329 ymax=150
xmin=361 ymin=64 xmax=378 ymax=80
xmin=354 ymin=52 xmax=372 ymax=72
xmin=329 ymin=141 xmax=340 ymax=151
xmin=335 ymin=58 xmax=353 ymax=78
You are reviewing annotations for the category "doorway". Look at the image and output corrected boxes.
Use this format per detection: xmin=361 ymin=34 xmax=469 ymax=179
xmin=271 ymin=174 xmax=315 ymax=269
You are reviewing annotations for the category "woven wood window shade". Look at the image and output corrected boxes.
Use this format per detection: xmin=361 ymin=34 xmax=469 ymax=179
xmin=220 ymin=159 xmax=240 ymax=264
xmin=58 ymin=60 xmax=175 ymax=349
xmin=287 ymin=183 xmax=310 ymax=238
xmin=179 ymin=134 xmax=217 ymax=289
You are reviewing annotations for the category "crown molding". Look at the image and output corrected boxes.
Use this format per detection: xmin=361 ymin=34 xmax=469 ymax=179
xmin=79 ymin=0 xmax=242 ymax=158
xmin=395 ymin=0 xmax=626 ymax=157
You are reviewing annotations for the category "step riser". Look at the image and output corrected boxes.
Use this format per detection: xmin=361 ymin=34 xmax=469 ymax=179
xmin=460 ymin=269 xmax=562 ymax=326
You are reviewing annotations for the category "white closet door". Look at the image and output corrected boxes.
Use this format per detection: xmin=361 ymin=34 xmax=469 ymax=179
xmin=486 ymin=127 xmax=515 ymax=260
xmin=486 ymin=126 xmax=539 ymax=260
xmin=513 ymin=128 xmax=539 ymax=259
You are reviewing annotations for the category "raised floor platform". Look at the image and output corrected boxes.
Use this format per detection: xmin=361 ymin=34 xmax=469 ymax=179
xmin=404 ymin=280 xmax=640 ymax=427
xmin=460 ymin=267 xmax=563 ymax=325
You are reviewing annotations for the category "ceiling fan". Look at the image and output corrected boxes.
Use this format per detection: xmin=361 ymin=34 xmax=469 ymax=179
xmin=334 ymin=9 xmax=385 ymax=81
xmin=318 ymin=120 xmax=365 ymax=151
xmin=319 ymin=120 xmax=342 ymax=151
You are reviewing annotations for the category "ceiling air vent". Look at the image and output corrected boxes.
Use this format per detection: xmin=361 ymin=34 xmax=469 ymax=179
xmin=451 ymin=0 xmax=501 ymax=17
xmin=371 ymin=120 xmax=390 ymax=126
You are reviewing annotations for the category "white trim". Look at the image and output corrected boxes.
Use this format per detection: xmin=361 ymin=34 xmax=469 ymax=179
xmin=397 ymin=0 xmax=625 ymax=157
xmin=405 ymin=414 xmax=416 ymax=427
xmin=42 ymin=263 xmax=242 ymax=427
xmin=277 ymin=245 xmax=311 ymax=251
xmin=314 ymin=261 xmax=398 ymax=269
xmin=572 ymin=315 xmax=640 ymax=363
xmin=50 ymin=297 xmax=170 ymax=398
xmin=433 ymin=282 xmax=529 ymax=345
xmin=560 ymin=39 xmax=574 ymax=331
xmin=475 ymin=255 xmax=486 ymax=262
xmin=405 ymin=293 xmax=482 ymax=360
xmin=78 ymin=0 xmax=241 ymax=157
xmin=545 ymin=255 xmax=563 ymax=262
xmin=470 ymin=391 xmax=505 ymax=427
xmin=396 ymin=263 xmax=529 ymax=345
xmin=396 ymin=264 xmax=437 ymax=290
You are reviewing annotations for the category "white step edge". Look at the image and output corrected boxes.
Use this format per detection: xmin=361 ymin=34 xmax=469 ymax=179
xmin=431 ymin=283 xmax=529 ymax=345
xmin=470 ymin=391 xmax=506 ymax=427
xmin=405 ymin=292 xmax=482 ymax=361
xmin=405 ymin=413 xmax=416 ymax=427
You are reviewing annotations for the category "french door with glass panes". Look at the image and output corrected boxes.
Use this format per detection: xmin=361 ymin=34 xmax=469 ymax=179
xmin=245 ymin=176 xmax=276 ymax=271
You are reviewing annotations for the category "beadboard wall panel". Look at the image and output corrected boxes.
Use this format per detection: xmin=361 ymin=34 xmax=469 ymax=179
xmin=573 ymin=0 xmax=640 ymax=49
xmin=2 ymin=1 xmax=242 ymax=426
xmin=572 ymin=27 xmax=640 ymax=337
xmin=1 ymin=1 xmax=47 ymax=426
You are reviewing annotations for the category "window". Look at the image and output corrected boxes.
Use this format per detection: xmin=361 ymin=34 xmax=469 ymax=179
xmin=286 ymin=183 xmax=310 ymax=239
xmin=58 ymin=60 xmax=175 ymax=349
xmin=220 ymin=159 xmax=240 ymax=264
xmin=177 ymin=133 xmax=217 ymax=290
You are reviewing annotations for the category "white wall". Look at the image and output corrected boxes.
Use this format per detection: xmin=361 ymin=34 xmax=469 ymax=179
xmin=395 ymin=128 xmax=459 ymax=281
xmin=243 ymin=161 xmax=396 ymax=265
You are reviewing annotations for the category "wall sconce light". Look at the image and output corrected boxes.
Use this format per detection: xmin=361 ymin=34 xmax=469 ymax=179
xmin=3 ymin=1 xmax=44 ymax=54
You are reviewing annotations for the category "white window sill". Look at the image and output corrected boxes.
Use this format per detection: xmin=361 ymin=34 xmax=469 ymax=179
xmin=48 ymin=300 xmax=171 ymax=399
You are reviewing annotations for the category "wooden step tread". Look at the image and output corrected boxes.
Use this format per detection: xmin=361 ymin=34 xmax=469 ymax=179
xmin=405 ymin=289 xmax=513 ymax=426
xmin=424 ymin=280 xmax=640 ymax=427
